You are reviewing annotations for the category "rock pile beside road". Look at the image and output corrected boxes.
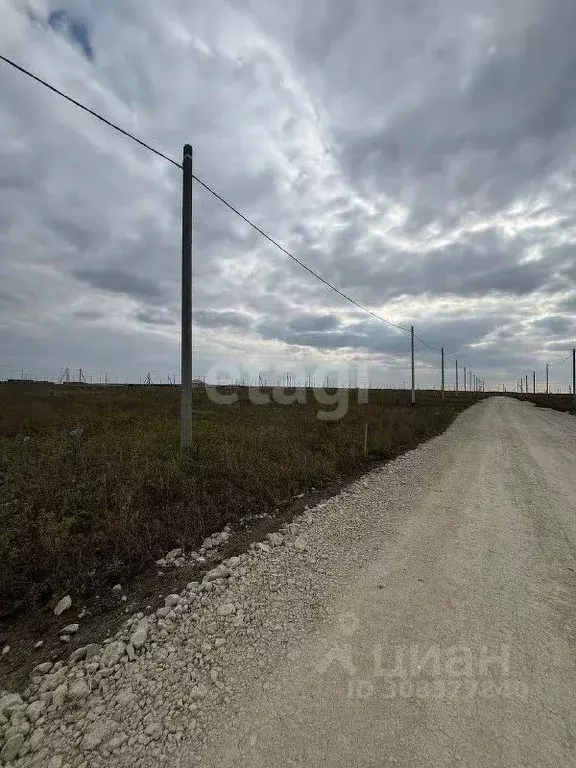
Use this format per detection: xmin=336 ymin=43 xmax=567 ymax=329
xmin=0 ymin=437 xmax=443 ymax=767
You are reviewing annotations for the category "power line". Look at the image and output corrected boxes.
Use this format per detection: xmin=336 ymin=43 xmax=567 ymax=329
xmin=0 ymin=53 xmax=411 ymax=335
xmin=1 ymin=52 xmax=501 ymax=375
xmin=0 ymin=53 xmax=507 ymax=376
xmin=523 ymin=352 xmax=573 ymax=378
xmin=548 ymin=351 xmax=572 ymax=368
xmin=192 ymin=175 xmax=411 ymax=333
xmin=0 ymin=55 xmax=181 ymax=170
xmin=414 ymin=333 xmax=442 ymax=355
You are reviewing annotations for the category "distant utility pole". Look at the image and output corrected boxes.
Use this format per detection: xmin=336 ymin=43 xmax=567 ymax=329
xmin=441 ymin=347 xmax=445 ymax=400
xmin=463 ymin=367 xmax=467 ymax=393
xmin=546 ymin=363 xmax=549 ymax=396
xmin=573 ymin=348 xmax=576 ymax=405
xmin=181 ymin=144 xmax=194 ymax=448
xmin=525 ymin=374 xmax=528 ymax=395
xmin=455 ymin=359 xmax=459 ymax=396
xmin=411 ymin=326 xmax=416 ymax=405
xmin=533 ymin=371 xmax=536 ymax=394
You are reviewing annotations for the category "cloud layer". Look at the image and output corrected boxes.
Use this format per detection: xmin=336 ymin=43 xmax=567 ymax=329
xmin=1 ymin=0 xmax=575 ymax=389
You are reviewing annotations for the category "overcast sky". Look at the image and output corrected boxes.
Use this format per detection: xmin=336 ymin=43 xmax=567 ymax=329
xmin=1 ymin=0 xmax=575 ymax=390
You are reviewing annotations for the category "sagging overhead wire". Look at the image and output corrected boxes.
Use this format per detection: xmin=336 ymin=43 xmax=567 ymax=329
xmin=0 ymin=53 xmax=491 ymax=364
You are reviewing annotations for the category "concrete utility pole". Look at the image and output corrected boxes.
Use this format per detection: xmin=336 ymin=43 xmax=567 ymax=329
xmin=572 ymin=348 xmax=576 ymax=406
xmin=455 ymin=359 xmax=459 ymax=396
xmin=463 ymin=367 xmax=467 ymax=392
xmin=410 ymin=326 xmax=415 ymax=405
xmin=533 ymin=371 xmax=536 ymax=394
xmin=441 ymin=348 xmax=445 ymax=401
xmin=546 ymin=363 xmax=549 ymax=397
xmin=525 ymin=374 xmax=528 ymax=395
xmin=180 ymin=144 xmax=194 ymax=448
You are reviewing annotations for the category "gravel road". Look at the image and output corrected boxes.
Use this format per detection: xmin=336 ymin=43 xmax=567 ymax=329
xmin=3 ymin=397 xmax=576 ymax=767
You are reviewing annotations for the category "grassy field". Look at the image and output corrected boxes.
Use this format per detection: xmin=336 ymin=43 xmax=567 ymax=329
xmin=509 ymin=392 xmax=576 ymax=415
xmin=0 ymin=382 xmax=484 ymax=620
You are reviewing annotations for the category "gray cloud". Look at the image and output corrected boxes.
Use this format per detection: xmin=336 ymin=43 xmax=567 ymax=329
xmin=288 ymin=314 xmax=338 ymax=332
xmin=134 ymin=309 xmax=176 ymax=327
xmin=0 ymin=291 xmax=24 ymax=310
xmin=1 ymin=0 xmax=576 ymax=388
xmin=532 ymin=315 xmax=574 ymax=336
xmin=72 ymin=309 xmax=106 ymax=321
xmin=72 ymin=268 xmax=166 ymax=305
xmin=194 ymin=310 xmax=253 ymax=330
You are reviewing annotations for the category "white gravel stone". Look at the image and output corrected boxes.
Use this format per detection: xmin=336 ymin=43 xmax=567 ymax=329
xmin=53 ymin=595 xmax=72 ymax=616
xmin=202 ymin=565 xmax=230 ymax=583
xmin=164 ymin=595 xmax=181 ymax=608
xmin=60 ymin=624 xmax=79 ymax=635
xmin=0 ymin=693 xmax=23 ymax=716
xmin=130 ymin=619 xmax=149 ymax=650
xmin=33 ymin=662 xmax=53 ymax=675
xmin=68 ymin=680 xmax=90 ymax=700
xmin=81 ymin=721 xmax=115 ymax=751
xmin=26 ymin=700 xmax=45 ymax=723
xmin=1 ymin=734 xmax=24 ymax=762
xmin=51 ymin=684 xmax=67 ymax=708
xmin=100 ymin=641 xmax=126 ymax=668
xmin=29 ymin=727 xmax=45 ymax=752
xmin=69 ymin=643 xmax=99 ymax=664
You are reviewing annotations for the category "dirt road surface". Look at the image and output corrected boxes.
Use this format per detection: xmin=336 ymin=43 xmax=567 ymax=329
xmin=198 ymin=397 xmax=576 ymax=767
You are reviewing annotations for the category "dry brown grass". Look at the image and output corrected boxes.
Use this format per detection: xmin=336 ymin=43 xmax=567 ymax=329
xmin=0 ymin=382 xmax=482 ymax=619
xmin=510 ymin=392 xmax=576 ymax=414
